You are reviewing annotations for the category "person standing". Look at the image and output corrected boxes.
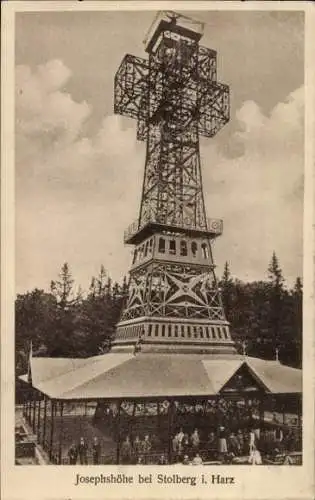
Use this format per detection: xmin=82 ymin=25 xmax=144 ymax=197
xmin=207 ymin=431 xmax=217 ymax=460
xmin=77 ymin=437 xmax=88 ymax=465
xmin=249 ymin=428 xmax=256 ymax=454
xmin=133 ymin=435 xmax=141 ymax=462
xmin=182 ymin=433 xmax=190 ymax=456
xmin=121 ymin=436 xmax=132 ymax=464
xmin=92 ymin=437 xmax=101 ymax=465
xmin=228 ymin=431 xmax=240 ymax=456
xmin=68 ymin=442 xmax=78 ymax=465
xmin=218 ymin=426 xmax=228 ymax=459
xmin=142 ymin=435 xmax=152 ymax=455
xmin=151 ymin=433 xmax=160 ymax=452
xmin=236 ymin=429 xmax=244 ymax=455
xmin=177 ymin=428 xmax=184 ymax=445
xmin=275 ymin=426 xmax=284 ymax=452
xmin=190 ymin=428 xmax=200 ymax=452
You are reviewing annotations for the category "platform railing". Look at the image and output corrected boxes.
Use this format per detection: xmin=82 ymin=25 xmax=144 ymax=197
xmin=124 ymin=216 xmax=223 ymax=243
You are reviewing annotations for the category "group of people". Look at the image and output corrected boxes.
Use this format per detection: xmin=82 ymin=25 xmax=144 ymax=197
xmin=68 ymin=437 xmax=101 ymax=465
xmin=66 ymin=423 xmax=300 ymax=465
xmin=172 ymin=428 xmax=201 ymax=461
xmin=171 ymin=423 xmax=301 ymax=465
xmin=120 ymin=434 xmax=160 ymax=464
xmin=120 ymin=432 xmax=205 ymax=466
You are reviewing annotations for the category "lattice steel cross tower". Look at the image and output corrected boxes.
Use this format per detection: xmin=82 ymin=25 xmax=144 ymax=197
xmin=113 ymin=12 xmax=236 ymax=354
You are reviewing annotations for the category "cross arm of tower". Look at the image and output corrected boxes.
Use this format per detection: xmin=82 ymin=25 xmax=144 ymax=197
xmin=114 ymin=54 xmax=149 ymax=121
xmin=197 ymin=81 xmax=230 ymax=137
xmin=114 ymin=45 xmax=229 ymax=142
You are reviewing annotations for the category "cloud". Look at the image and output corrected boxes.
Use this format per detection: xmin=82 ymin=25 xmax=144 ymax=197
xmin=235 ymin=85 xmax=304 ymax=154
xmin=16 ymin=60 xmax=90 ymax=144
xmin=15 ymin=60 xmax=144 ymax=292
xmin=202 ymin=85 xmax=304 ymax=283
xmin=15 ymin=59 xmax=304 ymax=292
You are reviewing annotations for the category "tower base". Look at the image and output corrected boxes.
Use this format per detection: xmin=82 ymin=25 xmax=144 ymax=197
xmin=111 ymin=317 xmax=237 ymax=355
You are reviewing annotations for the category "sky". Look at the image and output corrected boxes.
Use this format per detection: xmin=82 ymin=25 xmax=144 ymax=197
xmin=15 ymin=9 xmax=304 ymax=294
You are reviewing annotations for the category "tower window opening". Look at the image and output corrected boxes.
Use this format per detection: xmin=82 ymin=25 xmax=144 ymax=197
xmin=187 ymin=326 xmax=191 ymax=338
xmin=180 ymin=240 xmax=188 ymax=256
xmin=148 ymin=237 xmax=153 ymax=254
xmin=174 ymin=325 xmax=178 ymax=337
xmin=133 ymin=249 xmax=138 ymax=264
xmin=168 ymin=325 xmax=172 ymax=337
xmin=191 ymin=241 xmax=198 ymax=257
xmin=158 ymin=237 xmax=166 ymax=253
xmin=206 ymin=327 xmax=210 ymax=339
xmin=181 ymin=325 xmax=185 ymax=337
xmin=169 ymin=239 xmax=176 ymax=255
xmin=162 ymin=324 xmax=165 ymax=337
xmin=144 ymin=241 xmax=149 ymax=257
xmin=148 ymin=324 xmax=152 ymax=336
xmin=200 ymin=328 xmax=204 ymax=339
xmin=154 ymin=324 xmax=159 ymax=336
xmin=201 ymin=242 xmax=209 ymax=259
xmin=210 ymin=327 xmax=215 ymax=339
xmin=139 ymin=245 xmax=144 ymax=261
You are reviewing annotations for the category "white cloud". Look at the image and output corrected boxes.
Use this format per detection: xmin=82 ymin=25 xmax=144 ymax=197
xmin=16 ymin=60 xmax=144 ymax=292
xmin=15 ymin=59 xmax=304 ymax=292
xmin=16 ymin=59 xmax=90 ymax=143
xmin=202 ymin=85 xmax=304 ymax=284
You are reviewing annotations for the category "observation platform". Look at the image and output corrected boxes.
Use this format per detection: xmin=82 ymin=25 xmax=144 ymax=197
xmin=124 ymin=217 xmax=223 ymax=245
xmin=144 ymin=11 xmax=204 ymax=53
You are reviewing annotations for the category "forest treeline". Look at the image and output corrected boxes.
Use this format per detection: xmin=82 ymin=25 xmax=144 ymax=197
xmin=15 ymin=252 xmax=302 ymax=378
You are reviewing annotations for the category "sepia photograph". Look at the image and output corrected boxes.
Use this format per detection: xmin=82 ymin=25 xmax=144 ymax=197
xmin=14 ymin=7 xmax=305 ymax=468
xmin=2 ymin=2 xmax=314 ymax=500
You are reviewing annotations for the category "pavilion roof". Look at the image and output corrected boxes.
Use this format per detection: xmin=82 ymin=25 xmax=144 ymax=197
xmin=20 ymin=352 xmax=302 ymax=400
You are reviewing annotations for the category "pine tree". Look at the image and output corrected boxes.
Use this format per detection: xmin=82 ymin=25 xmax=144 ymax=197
xmin=268 ymin=252 xmax=284 ymax=289
xmin=267 ymin=252 xmax=285 ymax=356
xmin=220 ymin=261 xmax=234 ymax=320
xmin=50 ymin=262 xmax=75 ymax=309
xmin=81 ymin=266 xmax=118 ymax=356
xmin=294 ymin=276 xmax=303 ymax=295
xmin=292 ymin=277 xmax=302 ymax=367
xmin=15 ymin=288 xmax=56 ymax=369
xmin=48 ymin=263 xmax=84 ymax=356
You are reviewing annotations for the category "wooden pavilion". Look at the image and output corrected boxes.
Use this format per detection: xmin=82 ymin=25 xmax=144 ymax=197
xmin=20 ymin=351 xmax=302 ymax=464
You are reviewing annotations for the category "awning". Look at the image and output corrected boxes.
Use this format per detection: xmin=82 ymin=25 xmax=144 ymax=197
xmin=20 ymin=352 xmax=302 ymax=400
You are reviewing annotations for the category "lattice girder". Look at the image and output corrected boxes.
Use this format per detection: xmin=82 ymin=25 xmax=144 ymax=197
xmin=114 ymin=37 xmax=229 ymax=141
xmin=120 ymin=259 xmax=226 ymax=323
xmin=113 ymin=12 xmax=235 ymax=354
xmin=114 ymin=54 xmax=148 ymax=120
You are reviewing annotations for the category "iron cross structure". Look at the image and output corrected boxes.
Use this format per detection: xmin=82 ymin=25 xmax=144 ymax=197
xmin=112 ymin=11 xmax=236 ymax=354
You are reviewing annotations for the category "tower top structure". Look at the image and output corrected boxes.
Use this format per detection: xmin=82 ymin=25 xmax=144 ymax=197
xmin=144 ymin=11 xmax=204 ymax=52
xmin=113 ymin=11 xmax=235 ymax=355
